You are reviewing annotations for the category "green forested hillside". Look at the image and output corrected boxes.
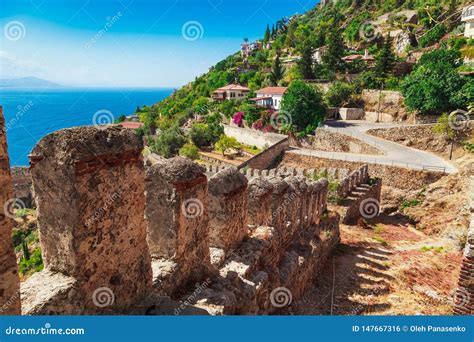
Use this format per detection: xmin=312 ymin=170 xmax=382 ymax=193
xmin=134 ymin=0 xmax=473 ymax=158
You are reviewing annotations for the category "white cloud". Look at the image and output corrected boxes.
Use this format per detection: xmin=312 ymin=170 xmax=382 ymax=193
xmin=0 ymin=50 xmax=45 ymax=79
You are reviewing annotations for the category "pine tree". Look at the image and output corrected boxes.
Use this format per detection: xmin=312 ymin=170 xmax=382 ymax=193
xmin=271 ymin=24 xmax=276 ymax=37
xmin=298 ymin=44 xmax=315 ymax=79
xmin=270 ymin=53 xmax=284 ymax=86
xmin=323 ymin=28 xmax=345 ymax=71
xmin=375 ymin=35 xmax=395 ymax=76
xmin=264 ymin=24 xmax=271 ymax=43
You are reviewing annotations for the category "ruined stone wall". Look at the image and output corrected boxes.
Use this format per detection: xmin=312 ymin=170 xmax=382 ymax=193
xmin=339 ymin=179 xmax=382 ymax=224
xmin=0 ymin=106 xmax=21 ymax=315
xmin=145 ymin=157 xmax=212 ymax=294
xmin=282 ymin=152 xmax=444 ymax=191
xmin=23 ymin=126 xmax=152 ymax=314
xmin=20 ymin=127 xmax=341 ymax=315
xmin=454 ymin=178 xmax=474 ymax=315
xmin=223 ymin=125 xmax=287 ymax=149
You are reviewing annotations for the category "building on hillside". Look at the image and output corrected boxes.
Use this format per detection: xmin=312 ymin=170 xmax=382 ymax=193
xmin=341 ymin=49 xmax=375 ymax=66
xmin=241 ymin=41 xmax=262 ymax=57
xmin=313 ymin=47 xmax=327 ymax=64
xmin=212 ymin=84 xmax=250 ymax=101
xmin=462 ymin=5 xmax=474 ymax=38
xmin=119 ymin=121 xmax=144 ymax=130
xmin=250 ymin=86 xmax=287 ymax=110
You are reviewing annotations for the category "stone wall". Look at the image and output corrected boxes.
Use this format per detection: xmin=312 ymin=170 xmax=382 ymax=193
xmin=239 ymin=138 xmax=289 ymax=170
xmin=282 ymin=152 xmax=444 ymax=191
xmin=0 ymin=106 xmax=21 ymax=315
xmin=145 ymin=157 xmax=212 ymax=294
xmin=223 ymin=125 xmax=287 ymax=149
xmin=303 ymin=129 xmax=382 ymax=155
xmin=15 ymin=126 xmax=341 ymax=316
xmin=23 ymin=126 xmax=152 ymax=314
xmin=453 ymin=178 xmax=474 ymax=315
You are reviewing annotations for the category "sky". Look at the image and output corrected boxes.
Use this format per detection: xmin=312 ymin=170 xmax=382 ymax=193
xmin=0 ymin=0 xmax=318 ymax=87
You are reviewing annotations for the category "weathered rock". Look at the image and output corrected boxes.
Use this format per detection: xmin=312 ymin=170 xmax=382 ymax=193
xmin=28 ymin=126 xmax=151 ymax=314
xmin=208 ymin=168 xmax=248 ymax=251
xmin=247 ymin=177 xmax=274 ymax=227
xmin=0 ymin=106 xmax=21 ymax=315
xmin=145 ymin=157 xmax=212 ymax=293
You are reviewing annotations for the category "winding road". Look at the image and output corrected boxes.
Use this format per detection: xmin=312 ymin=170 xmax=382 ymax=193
xmin=289 ymin=120 xmax=457 ymax=173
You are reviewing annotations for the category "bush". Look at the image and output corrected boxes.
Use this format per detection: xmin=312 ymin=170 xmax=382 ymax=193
xmin=401 ymin=49 xmax=469 ymax=114
xmin=419 ymin=24 xmax=446 ymax=48
xmin=179 ymin=143 xmax=200 ymax=160
xmin=189 ymin=123 xmax=223 ymax=147
xmin=152 ymin=127 xmax=187 ymax=158
xmin=280 ymin=80 xmax=326 ymax=132
xmin=324 ymin=81 xmax=354 ymax=107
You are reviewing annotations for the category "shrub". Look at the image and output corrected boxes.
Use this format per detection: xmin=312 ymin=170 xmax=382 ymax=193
xmin=152 ymin=127 xmax=187 ymax=158
xmin=280 ymin=80 xmax=326 ymax=132
xmin=179 ymin=143 xmax=200 ymax=160
xmin=419 ymin=24 xmax=446 ymax=48
xmin=324 ymin=81 xmax=354 ymax=107
xmin=189 ymin=123 xmax=222 ymax=147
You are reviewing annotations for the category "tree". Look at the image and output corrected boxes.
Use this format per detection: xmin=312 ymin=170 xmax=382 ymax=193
xmin=298 ymin=44 xmax=315 ymax=79
xmin=179 ymin=143 xmax=200 ymax=160
xmin=215 ymin=135 xmax=241 ymax=156
xmin=189 ymin=123 xmax=222 ymax=147
xmin=433 ymin=113 xmax=465 ymax=160
xmin=323 ymin=28 xmax=345 ymax=71
xmin=270 ymin=52 xmax=284 ymax=86
xmin=324 ymin=81 xmax=355 ymax=107
xmin=375 ymin=35 xmax=395 ymax=76
xmin=280 ymin=80 xmax=326 ymax=132
xmin=152 ymin=126 xmax=187 ymax=158
xmin=263 ymin=25 xmax=271 ymax=43
xmin=401 ymin=49 xmax=470 ymax=115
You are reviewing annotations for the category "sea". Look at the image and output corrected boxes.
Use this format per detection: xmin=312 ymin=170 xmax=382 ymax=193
xmin=0 ymin=88 xmax=173 ymax=166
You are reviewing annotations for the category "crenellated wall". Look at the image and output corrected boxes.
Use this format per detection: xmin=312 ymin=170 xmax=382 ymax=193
xmin=9 ymin=126 xmax=342 ymax=316
xmin=0 ymin=106 xmax=21 ymax=315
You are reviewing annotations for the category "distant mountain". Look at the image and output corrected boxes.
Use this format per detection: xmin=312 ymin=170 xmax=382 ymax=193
xmin=0 ymin=77 xmax=61 ymax=88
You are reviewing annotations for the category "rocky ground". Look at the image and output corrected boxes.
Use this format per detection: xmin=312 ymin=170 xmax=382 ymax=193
xmin=279 ymin=220 xmax=461 ymax=315
xmin=279 ymin=125 xmax=473 ymax=316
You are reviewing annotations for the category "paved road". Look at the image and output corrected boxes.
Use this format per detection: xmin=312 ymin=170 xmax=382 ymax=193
xmin=289 ymin=120 xmax=457 ymax=173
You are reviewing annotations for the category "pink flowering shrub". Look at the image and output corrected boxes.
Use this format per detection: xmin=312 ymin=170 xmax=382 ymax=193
xmin=232 ymin=112 xmax=244 ymax=127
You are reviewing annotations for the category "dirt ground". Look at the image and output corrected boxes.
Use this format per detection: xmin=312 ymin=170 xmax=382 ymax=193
xmin=279 ymin=215 xmax=462 ymax=315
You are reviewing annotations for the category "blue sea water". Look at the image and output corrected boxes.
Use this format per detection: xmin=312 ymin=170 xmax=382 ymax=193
xmin=0 ymin=88 xmax=173 ymax=166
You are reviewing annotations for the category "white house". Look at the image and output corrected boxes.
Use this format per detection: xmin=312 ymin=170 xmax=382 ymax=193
xmin=462 ymin=5 xmax=474 ymax=38
xmin=241 ymin=41 xmax=262 ymax=57
xmin=251 ymin=87 xmax=288 ymax=110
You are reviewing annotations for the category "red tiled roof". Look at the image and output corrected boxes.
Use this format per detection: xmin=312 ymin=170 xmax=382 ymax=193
xmin=255 ymin=87 xmax=288 ymax=95
xmin=119 ymin=121 xmax=144 ymax=129
xmin=214 ymin=84 xmax=250 ymax=92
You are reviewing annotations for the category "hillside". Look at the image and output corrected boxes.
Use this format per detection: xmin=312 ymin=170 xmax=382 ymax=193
xmin=0 ymin=77 xmax=61 ymax=88
xmin=132 ymin=0 xmax=473 ymax=159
